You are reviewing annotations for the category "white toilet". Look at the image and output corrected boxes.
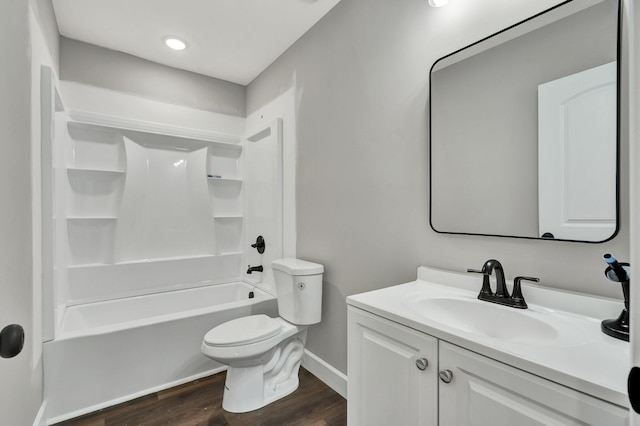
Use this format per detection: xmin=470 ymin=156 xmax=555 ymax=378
xmin=201 ymin=258 xmax=324 ymax=413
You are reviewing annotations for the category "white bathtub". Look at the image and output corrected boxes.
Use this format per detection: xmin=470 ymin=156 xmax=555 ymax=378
xmin=44 ymin=282 xmax=277 ymax=424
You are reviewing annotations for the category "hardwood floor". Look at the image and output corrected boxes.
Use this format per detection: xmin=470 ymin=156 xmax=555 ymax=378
xmin=54 ymin=368 xmax=346 ymax=426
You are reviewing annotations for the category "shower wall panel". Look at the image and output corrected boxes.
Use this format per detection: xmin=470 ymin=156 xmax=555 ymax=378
xmin=56 ymin=116 xmax=246 ymax=305
xmin=114 ymin=137 xmax=214 ymax=262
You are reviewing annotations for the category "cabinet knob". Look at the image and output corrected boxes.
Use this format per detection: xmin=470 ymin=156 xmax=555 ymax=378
xmin=416 ymin=358 xmax=429 ymax=371
xmin=439 ymin=369 xmax=453 ymax=383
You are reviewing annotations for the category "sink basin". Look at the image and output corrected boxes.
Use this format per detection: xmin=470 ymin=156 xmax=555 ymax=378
xmin=406 ymin=297 xmax=559 ymax=345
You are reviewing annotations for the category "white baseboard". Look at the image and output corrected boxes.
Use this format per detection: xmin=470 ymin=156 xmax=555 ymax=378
xmin=33 ymin=401 xmax=47 ymax=426
xmin=301 ymin=349 xmax=347 ymax=399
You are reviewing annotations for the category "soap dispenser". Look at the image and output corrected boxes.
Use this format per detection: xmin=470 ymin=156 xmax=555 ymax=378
xmin=601 ymin=253 xmax=630 ymax=342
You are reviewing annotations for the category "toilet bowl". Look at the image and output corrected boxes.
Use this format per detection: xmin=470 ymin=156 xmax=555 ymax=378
xmin=201 ymin=258 xmax=323 ymax=413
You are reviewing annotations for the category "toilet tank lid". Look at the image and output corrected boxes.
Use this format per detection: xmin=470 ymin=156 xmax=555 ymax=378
xmin=271 ymin=258 xmax=324 ymax=275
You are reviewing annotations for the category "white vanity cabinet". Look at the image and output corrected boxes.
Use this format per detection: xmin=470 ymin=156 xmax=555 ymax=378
xmin=348 ymin=306 xmax=629 ymax=426
xmin=348 ymin=307 xmax=438 ymax=426
xmin=439 ymin=342 xmax=628 ymax=426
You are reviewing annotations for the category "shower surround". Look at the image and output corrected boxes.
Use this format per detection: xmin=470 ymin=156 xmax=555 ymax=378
xmin=42 ymin=78 xmax=284 ymax=423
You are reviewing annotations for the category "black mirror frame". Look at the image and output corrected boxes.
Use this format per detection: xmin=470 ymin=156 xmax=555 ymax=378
xmin=428 ymin=0 xmax=621 ymax=244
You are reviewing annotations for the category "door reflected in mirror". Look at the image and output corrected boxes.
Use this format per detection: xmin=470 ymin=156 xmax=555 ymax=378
xmin=429 ymin=0 xmax=619 ymax=242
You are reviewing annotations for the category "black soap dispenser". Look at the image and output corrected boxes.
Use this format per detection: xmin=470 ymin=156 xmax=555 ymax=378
xmin=601 ymin=253 xmax=630 ymax=342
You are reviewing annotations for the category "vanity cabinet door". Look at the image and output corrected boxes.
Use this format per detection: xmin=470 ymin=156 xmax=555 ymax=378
xmin=438 ymin=342 xmax=628 ymax=426
xmin=348 ymin=307 xmax=438 ymax=426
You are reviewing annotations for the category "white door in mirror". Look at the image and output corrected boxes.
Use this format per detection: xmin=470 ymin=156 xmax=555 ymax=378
xmin=538 ymin=61 xmax=617 ymax=241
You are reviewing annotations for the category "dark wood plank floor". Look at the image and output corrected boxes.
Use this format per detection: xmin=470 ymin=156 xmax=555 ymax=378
xmin=54 ymin=368 xmax=346 ymax=426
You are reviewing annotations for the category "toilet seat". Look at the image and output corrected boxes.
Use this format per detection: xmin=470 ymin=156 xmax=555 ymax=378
xmin=204 ymin=314 xmax=282 ymax=347
xmin=201 ymin=317 xmax=303 ymax=366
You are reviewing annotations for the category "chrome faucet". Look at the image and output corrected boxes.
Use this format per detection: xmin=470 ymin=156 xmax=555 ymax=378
xmin=468 ymin=259 xmax=539 ymax=309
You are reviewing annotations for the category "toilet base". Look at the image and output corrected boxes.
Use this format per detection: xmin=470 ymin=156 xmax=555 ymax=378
xmin=221 ymin=334 xmax=306 ymax=413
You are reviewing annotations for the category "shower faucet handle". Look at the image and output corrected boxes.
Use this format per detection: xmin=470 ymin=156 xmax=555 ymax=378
xmin=251 ymin=236 xmax=266 ymax=254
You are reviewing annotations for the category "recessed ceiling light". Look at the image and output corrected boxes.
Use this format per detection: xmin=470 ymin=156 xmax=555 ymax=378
xmin=428 ymin=0 xmax=449 ymax=6
xmin=164 ymin=37 xmax=187 ymax=51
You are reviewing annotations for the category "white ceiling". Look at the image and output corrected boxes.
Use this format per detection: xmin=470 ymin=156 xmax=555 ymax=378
xmin=52 ymin=0 xmax=342 ymax=86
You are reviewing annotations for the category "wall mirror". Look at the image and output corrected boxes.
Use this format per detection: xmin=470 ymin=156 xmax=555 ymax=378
xmin=429 ymin=0 xmax=620 ymax=242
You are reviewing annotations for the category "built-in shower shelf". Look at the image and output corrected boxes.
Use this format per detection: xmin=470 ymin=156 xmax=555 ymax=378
xmin=67 ymin=167 xmax=125 ymax=175
xmin=113 ymin=253 xmax=223 ymax=265
xmin=65 ymin=261 xmax=113 ymax=268
xmin=217 ymin=251 xmax=243 ymax=256
xmin=66 ymin=167 xmax=124 ymax=218
xmin=66 ymin=216 xmax=117 ymax=266
xmin=207 ymin=177 xmax=243 ymax=183
xmin=68 ymin=113 xmax=243 ymax=152
xmin=66 ymin=253 xmax=240 ymax=269
xmin=67 ymin=216 xmax=118 ymax=221
xmin=209 ymin=175 xmax=243 ymax=218
xmin=213 ymin=216 xmax=243 ymax=255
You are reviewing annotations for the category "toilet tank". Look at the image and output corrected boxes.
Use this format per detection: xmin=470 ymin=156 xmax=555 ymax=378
xmin=271 ymin=258 xmax=324 ymax=325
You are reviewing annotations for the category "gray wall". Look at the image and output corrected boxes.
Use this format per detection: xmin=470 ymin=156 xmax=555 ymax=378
xmin=60 ymin=37 xmax=246 ymax=117
xmin=0 ymin=1 xmax=39 ymax=423
xmin=247 ymin=0 xmax=629 ymax=374
xmin=30 ymin=0 xmax=60 ymax=68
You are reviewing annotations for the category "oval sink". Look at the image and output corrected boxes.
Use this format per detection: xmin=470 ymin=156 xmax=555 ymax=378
xmin=407 ymin=297 xmax=559 ymax=344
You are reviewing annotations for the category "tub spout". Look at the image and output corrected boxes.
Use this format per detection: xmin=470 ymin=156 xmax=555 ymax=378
xmin=247 ymin=265 xmax=263 ymax=274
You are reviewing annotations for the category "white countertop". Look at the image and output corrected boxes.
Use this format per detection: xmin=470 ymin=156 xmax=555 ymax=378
xmin=346 ymin=266 xmax=630 ymax=408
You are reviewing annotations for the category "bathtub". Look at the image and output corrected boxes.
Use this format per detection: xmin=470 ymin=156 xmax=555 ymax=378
xmin=43 ymin=282 xmax=277 ymax=424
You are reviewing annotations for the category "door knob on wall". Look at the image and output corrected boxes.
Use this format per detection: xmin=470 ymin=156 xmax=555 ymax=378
xmin=628 ymin=367 xmax=640 ymax=413
xmin=0 ymin=324 xmax=24 ymax=358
